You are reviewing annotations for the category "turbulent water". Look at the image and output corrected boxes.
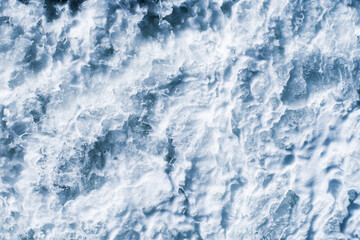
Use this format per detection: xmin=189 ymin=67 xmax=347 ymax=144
xmin=1 ymin=0 xmax=360 ymax=239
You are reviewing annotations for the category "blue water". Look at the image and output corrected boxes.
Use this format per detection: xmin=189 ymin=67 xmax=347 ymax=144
xmin=0 ymin=0 xmax=360 ymax=239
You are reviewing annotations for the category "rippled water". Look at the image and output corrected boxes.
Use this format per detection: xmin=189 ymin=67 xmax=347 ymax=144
xmin=1 ymin=0 xmax=360 ymax=239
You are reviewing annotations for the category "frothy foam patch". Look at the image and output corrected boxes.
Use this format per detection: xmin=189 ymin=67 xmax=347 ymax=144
xmin=0 ymin=0 xmax=360 ymax=239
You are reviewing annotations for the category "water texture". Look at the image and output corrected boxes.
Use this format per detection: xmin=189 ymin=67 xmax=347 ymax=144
xmin=0 ymin=0 xmax=360 ymax=239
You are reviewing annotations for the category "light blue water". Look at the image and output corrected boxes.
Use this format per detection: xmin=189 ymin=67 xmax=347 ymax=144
xmin=0 ymin=0 xmax=360 ymax=239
